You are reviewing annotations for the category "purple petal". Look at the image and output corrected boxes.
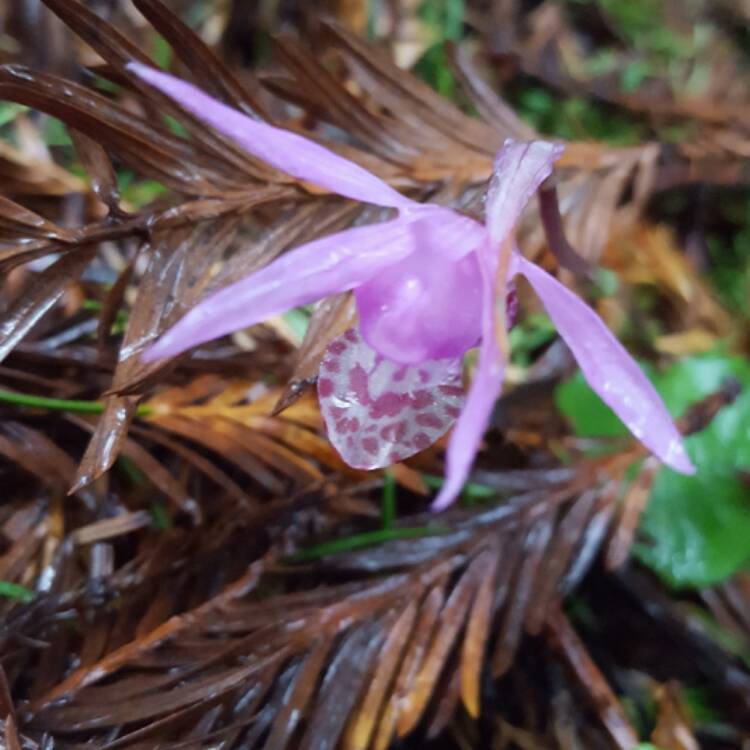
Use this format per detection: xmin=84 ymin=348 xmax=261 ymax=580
xmin=127 ymin=63 xmax=412 ymax=209
xmin=513 ymin=254 xmax=695 ymax=474
xmin=143 ymin=217 xmax=423 ymax=361
xmin=318 ymin=327 xmax=464 ymax=469
xmin=433 ymin=241 xmax=506 ymax=510
xmin=485 ymin=140 xmax=563 ymax=247
xmin=355 ymin=213 xmax=485 ymax=364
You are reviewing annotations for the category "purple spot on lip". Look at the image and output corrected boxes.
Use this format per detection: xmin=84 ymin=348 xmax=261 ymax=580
xmin=318 ymin=378 xmax=333 ymax=397
xmin=413 ymin=432 xmax=431 ymax=450
xmin=380 ymin=421 xmax=407 ymax=442
xmin=349 ymin=365 xmax=371 ymax=405
xmin=411 ymin=390 xmax=433 ymax=409
xmin=323 ymin=358 xmax=340 ymax=372
xmin=335 ymin=417 xmax=361 ymax=434
xmin=328 ymin=405 xmax=346 ymax=420
xmin=416 ymin=412 xmax=442 ymax=429
xmin=361 ymin=437 xmax=378 ymax=454
xmin=369 ymin=392 xmax=408 ymax=419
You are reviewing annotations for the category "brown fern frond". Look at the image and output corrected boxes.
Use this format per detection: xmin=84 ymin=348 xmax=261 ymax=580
xmin=5 ymin=390 xmax=736 ymax=749
xmin=11 ymin=375 xmax=732 ymax=747
xmin=5 ymin=464 xmax=614 ymax=749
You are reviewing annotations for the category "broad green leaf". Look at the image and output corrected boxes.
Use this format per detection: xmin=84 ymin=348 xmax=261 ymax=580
xmin=0 ymin=102 xmax=27 ymax=127
xmin=653 ymin=355 xmax=750 ymax=417
xmin=43 ymin=116 xmax=73 ymax=147
xmin=635 ymin=389 xmax=750 ymax=587
xmin=557 ymin=355 xmax=750 ymax=587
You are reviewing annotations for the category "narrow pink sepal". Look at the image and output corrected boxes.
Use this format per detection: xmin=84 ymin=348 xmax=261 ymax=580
xmin=318 ymin=328 xmax=464 ymax=469
xmin=127 ymin=62 xmax=412 ymax=209
xmin=142 ymin=217 xmax=423 ymax=361
xmin=513 ymin=254 xmax=695 ymax=474
xmin=432 ymin=241 xmax=506 ymax=510
xmin=431 ymin=139 xmax=563 ymax=510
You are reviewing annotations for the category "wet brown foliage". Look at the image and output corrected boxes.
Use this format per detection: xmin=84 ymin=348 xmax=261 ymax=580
xmin=1 ymin=0 xmax=750 ymax=748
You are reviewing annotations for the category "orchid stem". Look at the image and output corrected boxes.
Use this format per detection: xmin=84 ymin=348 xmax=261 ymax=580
xmin=286 ymin=525 xmax=449 ymax=563
xmin=381 ymin=470 xmax=396 ymax=529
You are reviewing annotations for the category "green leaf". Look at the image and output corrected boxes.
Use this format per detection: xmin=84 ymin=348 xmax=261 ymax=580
xmin=556 ymin=355 xmax=750 ymax=588
xmin=706 ymin=196 xmax=750 ymax=319
xmin=282 ymin=308 xmax=311 ymax=340
xmin=509 ymin=312 xmax=556 ymax=367
xmin=0 ymin=102 xmax=27 ymax=127
xmin=43 ymin=116 xmax=73 ymax=147
xmin=413 ymin=0 xmax=464 ymax=98
xmin=653 ymin=354 xmax=750 ymax=417
xmin=149 ymin=501 xmax=171 ymax=531
xmin=151 ymin=32 xmax=172 ymax=70
xmin=117 ymin=456 xmax=146 ymax=485
xmin=591 ymin=267 xmax=619 ymax=298
xmin=119 ymin=173 xmax=168 ymax=208
xmin=681 ymin=685 xmax=721 ymax=725
xmin=0 ymin=581 xmax=34 ymax=603
xmin=620 ymin=59 xmax=651 ymax=92
xmin=635 ymin=389 xmax=750 ymax=587
xmin=163 ymin=114 xmax=188 ymax=138
xmin=413 ymin=43 xmax=456 ymax=99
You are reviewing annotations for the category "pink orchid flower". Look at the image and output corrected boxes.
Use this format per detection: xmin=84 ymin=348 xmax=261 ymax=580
xmin=129 ymin=63 xmax=694 ymax=510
